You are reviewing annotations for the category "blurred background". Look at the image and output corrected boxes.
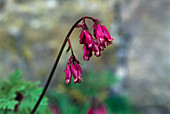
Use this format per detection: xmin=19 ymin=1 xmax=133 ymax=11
xmin=0 ymin=0 xmax=170 ymax=114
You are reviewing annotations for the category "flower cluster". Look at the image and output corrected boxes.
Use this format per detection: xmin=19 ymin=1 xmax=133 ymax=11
xmin=79 ymin=19 xmax=114 ymax=61
xmin=65 ymin=55 xmax=83 ymax=84
xmin=64 ymin=17 xmax=113 ymax=84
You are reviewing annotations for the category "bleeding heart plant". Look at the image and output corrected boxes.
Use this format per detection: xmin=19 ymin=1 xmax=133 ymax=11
xmin=31 ymin=16 xmax=114 ymax=113
xmin=65 ymin=17 xmax=114 ymax=84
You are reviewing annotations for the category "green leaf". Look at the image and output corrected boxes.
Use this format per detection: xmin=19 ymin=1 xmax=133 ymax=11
xmin=0 ymin=69 xmax=51 ymax=113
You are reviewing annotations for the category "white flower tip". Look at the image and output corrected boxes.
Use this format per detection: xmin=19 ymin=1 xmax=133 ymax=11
xmin=66 ymin=79 xmax=70 ymax=84
xmin=96 ymin=52 xmax=100 ymax=56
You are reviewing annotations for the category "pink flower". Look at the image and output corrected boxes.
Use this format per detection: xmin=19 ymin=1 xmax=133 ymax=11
xmin=65 ymin=65 xmax=72 ymax=84
xmin=87 ymin=98 xmax=107 ymax=114
xmin=94 ymin=24 xmax=104 ymax=42
xmin=83 ymin=45 xmax=92 ymax=61
xmin=71 ymin=63 xmax=83 ymax=84
xmin=101 ymin=25 xmax=114 ymax=46
xmin=64 ymin=18 xmax=114 ymax=84
xmin=79 ymin=30 xmax=85 ymax=44
xmin=80 ymin=30 xmax=93 ymax=48
xmin=87 ymin=105 xmax=107 ymax=114
xmin=92 ymin=41 xmax=101 ymax=57
xmin=84 ymin=30 xmax=93 ymax=48
xmin=93 ymin=23 xmax=114 ymax=47
xmin=65 ymin=56 xmax=83 ymax=84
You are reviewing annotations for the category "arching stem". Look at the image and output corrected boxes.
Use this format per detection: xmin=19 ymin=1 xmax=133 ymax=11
xmin=31 ymin=16 xmax=95 ymax=114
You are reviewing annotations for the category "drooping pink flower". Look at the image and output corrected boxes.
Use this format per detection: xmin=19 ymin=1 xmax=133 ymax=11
xmin=84 ymin=30 xmax=93 ymax=48
xmin=101 ymin=25 xmax=113 ymax=42
xmin=71 ymin=63 xmax=83 ymax=84
xmin=64 ymin=17 xmax=114 ymax=84
xmin=83 ymin=45 xmax=92 ymax=61
xmin=79 ymin=30 xmax=85 ymax=44
xmin=80 ymin=29 xmax=93 ymax=49
xmin=70 ymin=63 xmax=78 ymax=78
xmin=95 ymin=24 xmax=104 ymax=42
xmin=101 ymin=25 xmax=114 ymax=46
xmin=65 ymin=65 xmax=72 ymax=84
xmin=92 ymin=41 xmax=101 ymax=57
xmin=76 ymin=63 xmax=82 ymax=77
xmin=65 ymin=55 xmax=83 ymax=84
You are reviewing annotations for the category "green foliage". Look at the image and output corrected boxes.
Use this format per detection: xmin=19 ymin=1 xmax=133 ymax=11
xmin=70 ymin=70 xmax=119 ymax=96
xmin=0 ymin=70 xmax=52 ymax=114
xmin=48 ymin=70 xmax=137 ymax=114
xmin=0 ymin=69 xmax=137 ymax=114
xmin=105 ymin=95 xmax=136 ymax=114
xmin=48 ymin=90 xmax=90 ymax=114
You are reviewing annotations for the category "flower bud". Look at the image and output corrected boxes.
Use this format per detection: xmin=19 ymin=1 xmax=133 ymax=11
xmin=65 ymin=65 xmax=72 ymax=84
xmin=101 ymin=25 xmax=114 ymax=42
xmin=71 ymin=63 xmax=83 ymax=84
xmin=83 ymin=45 xmax=92 ymax=61
xmin=92 ymin=41 xmax=101 ymax=57
xmin=95 ymin=24 xmax=104 ymax=42
xmin=84 ymin=30 xmax=93 ymax=48
xmin=71 ymin=63 xmax=78 ymax=79
xmin=79 ymin=30 xmax=85 ymax=44
xmin=73 ymin=63 xmax=83 ymax=84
